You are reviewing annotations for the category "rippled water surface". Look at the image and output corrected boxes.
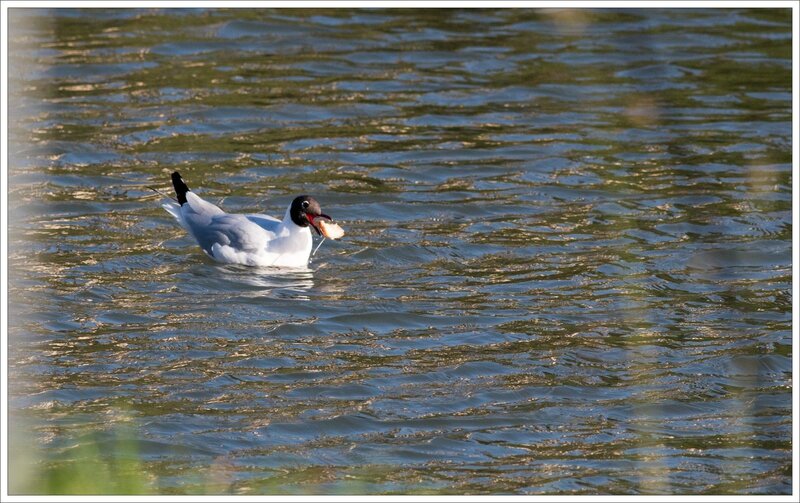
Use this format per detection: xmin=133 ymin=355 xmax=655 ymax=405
xmin=6 ymin=8 xmax=793 ymax=495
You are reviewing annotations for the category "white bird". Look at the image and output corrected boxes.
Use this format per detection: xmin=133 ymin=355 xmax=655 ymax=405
xmin=162 ymin=171 xmax=333 ymax=268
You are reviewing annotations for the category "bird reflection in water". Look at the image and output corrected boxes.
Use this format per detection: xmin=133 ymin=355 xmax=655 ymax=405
xmin=204 ymin=263 xmax=316 ymax=300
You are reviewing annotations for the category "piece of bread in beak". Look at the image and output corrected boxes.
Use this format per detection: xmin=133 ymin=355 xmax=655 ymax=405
xmin=319 ymin=219 xmax=344 ymax=239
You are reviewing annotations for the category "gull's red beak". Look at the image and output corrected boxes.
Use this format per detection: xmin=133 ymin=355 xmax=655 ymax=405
xmin=306 ymin=213 xmax=332 ymax=236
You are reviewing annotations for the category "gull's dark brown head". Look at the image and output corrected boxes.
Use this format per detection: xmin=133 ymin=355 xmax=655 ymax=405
xmin=290 ymin=196 xmax=331 ymax=235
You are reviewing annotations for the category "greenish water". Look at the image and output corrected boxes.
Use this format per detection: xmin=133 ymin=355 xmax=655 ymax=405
xmin=6 ymin=8 xmax=793 ymax=495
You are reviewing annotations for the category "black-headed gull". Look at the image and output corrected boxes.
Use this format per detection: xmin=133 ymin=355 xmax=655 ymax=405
xmin=163 ymin=171 xmax=334 ymax=268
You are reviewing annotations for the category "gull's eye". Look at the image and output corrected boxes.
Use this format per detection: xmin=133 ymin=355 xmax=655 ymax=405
xmin=302 ymin=200 xmax=310 ymax=209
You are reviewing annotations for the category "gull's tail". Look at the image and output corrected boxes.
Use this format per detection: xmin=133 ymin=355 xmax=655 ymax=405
xmin=163 ymin=171 xmax=189 ymax=229
xmin=171 ymin=171 xmax=190 ymax=206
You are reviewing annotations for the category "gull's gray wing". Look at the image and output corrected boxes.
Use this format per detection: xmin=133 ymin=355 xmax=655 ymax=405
xmin=245 ymin=214 xmax=282 ymax=234
xmin=180 ymin=193 xmax=273 ymax=257
xmin=192 ymin=214 xmax=273 ymax=257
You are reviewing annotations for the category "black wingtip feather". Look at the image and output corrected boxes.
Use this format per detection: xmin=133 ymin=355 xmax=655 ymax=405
xmin=171 ymin=171 xmax=189 ymax=205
